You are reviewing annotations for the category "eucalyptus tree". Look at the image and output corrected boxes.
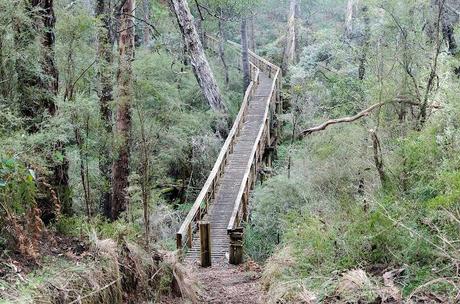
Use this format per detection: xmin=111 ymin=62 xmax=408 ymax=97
xmin=142 ymin=0 xmax=151 ymax=45
xmin=281 ymin=0 xmax=300 ymax=74
xmin=170 ymin=0 xmax=226 ymax=112
xmin=112 ymin=0 xmax=136 ymax=220
xmin=197 ymin=0 xmax=262 ymax=90
xmin=95 ymin=0 xmax=114 ymax=217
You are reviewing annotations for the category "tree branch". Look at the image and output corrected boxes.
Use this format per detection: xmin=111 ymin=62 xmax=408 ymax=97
xmin=194 ymin=0 xmax=205 ymax=20
xmin=300 ymin=102 xmax=385 ymax=137
xmin=120 ymin=13 xmax=160 ymax=36
xmin=114 ymin=0 xmax=128 ymax=13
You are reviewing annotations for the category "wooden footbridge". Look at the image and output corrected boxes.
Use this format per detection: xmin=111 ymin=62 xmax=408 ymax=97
xmin=176 ymin=35 xmax=282 ymax=266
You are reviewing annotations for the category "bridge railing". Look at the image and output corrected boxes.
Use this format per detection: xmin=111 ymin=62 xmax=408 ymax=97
xmin=176 ymin=35 xmax=261 ymax=251
xmin=226 ymin=54 xmax=282 ymax=235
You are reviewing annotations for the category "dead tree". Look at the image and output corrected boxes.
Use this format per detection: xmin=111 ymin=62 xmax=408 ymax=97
xmin=241 ymin=17 xmax=250 ymax=91
xmin=170 ymin=0 xmax=226 ymax=112
xmin=282 ymin=0 xmax=298 ymax=74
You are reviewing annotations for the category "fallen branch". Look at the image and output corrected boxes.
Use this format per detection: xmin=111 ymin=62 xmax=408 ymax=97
xmin=300 ymin=102 xmax=385 ymax=136
xmin=68 ymin=278 xmax=121 ymax=304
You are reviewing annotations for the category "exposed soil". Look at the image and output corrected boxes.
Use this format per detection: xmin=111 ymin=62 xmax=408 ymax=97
xmin=196 ymin=262 xmax=265 ymax=304
xmin=162 ymin=260 xmax=265 ymax=304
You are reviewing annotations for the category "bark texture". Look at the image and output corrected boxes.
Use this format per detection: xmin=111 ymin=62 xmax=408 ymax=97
xmin=241 ymin=18 xmax=250 ymax=91
xmin=282 ymin=0 xmax=298 ymax=74
xmin=250 ymin=15 xmax=256 ymax=51
xmin=143 ymin=0 xmax=151 ymax=45
xmin=358 ymin=5 xmax=370 ymax=80
xmin=345 ymin=0 xmax=355 ymax=37
xmin=170 ymin=0 xmax=226 ymax=112
xmin=96 ymin=0 xmax=114 ymax=217
xmin=441 ymin=2 xmax=459 ymax=55
xmin=112 ymin=0 xmax=135 ymax=220
xmin=218 ymin=15 xmax=229 ymax=85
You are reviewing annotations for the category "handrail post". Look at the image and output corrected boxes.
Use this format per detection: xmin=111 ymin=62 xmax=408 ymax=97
xmin=199 ymin=221 xmax=212 ymax=267
xmin=229 ymin=228 xmax=244 ymax=265
xmin=176 ymin=233 xmax=183 ymax=250
xmin=243 ymin=187 xmax=249 ymax=221
xmin=187 ymin=223 xmax=193 ymax=248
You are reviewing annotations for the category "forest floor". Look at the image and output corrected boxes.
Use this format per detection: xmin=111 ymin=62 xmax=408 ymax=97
xmin=0 ymin=232 xmax=89 ymax=282
xmin=161 ymin=260 xmax=266 ymax=304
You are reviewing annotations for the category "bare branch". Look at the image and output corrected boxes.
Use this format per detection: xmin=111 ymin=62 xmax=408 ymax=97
xmin=300 ymin=102 xmax=385 ymax=136
xmin=120 ymin=13 xmax=160 ymax=36
xmin=114 ymin=0 xmax=128 ymax=13
xmin=193 ymin=0 xmax=205 ymax=20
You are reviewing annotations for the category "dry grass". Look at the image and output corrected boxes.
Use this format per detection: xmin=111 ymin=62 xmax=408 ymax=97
xmin=0 ymin=237 xmax=202 ymax=304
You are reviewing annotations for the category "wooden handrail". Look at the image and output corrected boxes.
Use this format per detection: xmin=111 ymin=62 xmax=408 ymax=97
xmin=176 ymin=34 xmax=281 ymax=252
xmin=227 ymin=68 xmax=281 ymax=232
xmin=176 ymin=36 xmax=261 ymax=250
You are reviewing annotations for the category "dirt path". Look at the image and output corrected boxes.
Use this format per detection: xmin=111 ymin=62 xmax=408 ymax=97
xmin=161 ymin=260 xmax=265 ymax=304
xmin=193 ymin=262 xmax=265 ymax=304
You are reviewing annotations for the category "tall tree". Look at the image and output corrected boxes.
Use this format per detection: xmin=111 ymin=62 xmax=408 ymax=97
xmin=16 ymin=0 xmax=71 ymax=216
xmin=345 ymin=0 xmax=358 ymax=38
xmin=143 ymin=0 xmax=151 ymax=45
xmin=218 ymin=11 xmax=229 ymax=85
xmin=96 ymin=0 xmax=114 ymax=217
xmin=249 ymin=14 xmax=256 ymax=51
xmin=358 ymin=5 xmax=370 ymax=80
xmin=111 ymin=0 xmax=136 ymax=220
xmin=442 ymin=2 xmax=458 ymax=55
xmin=170 ymin=0 xmax=226 ymax=112
xmin=241 ymin=17 xmax=250 ymax=90
xmin=282 ymin=0 xmax=298 ymax=74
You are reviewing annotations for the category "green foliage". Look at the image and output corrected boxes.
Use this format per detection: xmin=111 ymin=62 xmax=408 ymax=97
xmin=251 ymin=106 xmax=460 ymax=300
xmin=0 ymin=156 xmax=36 ymax=216
xmin=55 ymin=215 xmax=141 ymax=241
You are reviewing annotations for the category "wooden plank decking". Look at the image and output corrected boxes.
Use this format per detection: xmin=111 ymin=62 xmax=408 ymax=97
xmin=184 ymin=73 xmax=275 ymax=264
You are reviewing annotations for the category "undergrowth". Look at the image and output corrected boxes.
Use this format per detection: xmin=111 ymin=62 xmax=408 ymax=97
xmin=246 ymin=116 xmax=460 ymax=302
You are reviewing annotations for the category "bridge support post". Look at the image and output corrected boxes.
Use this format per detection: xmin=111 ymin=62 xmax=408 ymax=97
xmin=199 ymin=221 xmax=212 ymax=267
xmin=229 ymin=228 xmax=244 ymax=265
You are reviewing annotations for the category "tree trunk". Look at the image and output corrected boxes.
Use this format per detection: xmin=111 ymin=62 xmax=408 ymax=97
xmin=16 ymin=0 xmax=71 ymax=216
xmin=443 ymin=23 xmax=457 ymax=55
xmin=282 ymin=0 xmax=297 ymax=74
xmin=194 ymin=12 xmax=206 ymax=47
xmin=241 ymin=18 xmax=250 ymax=91
xmin=143 ymin=0 xmax=151 ymax=45
xmin=358 ymin=5 xmax=370 ymax=80
xmin=136 ymin=108 xmax=150 ymax=244
xmin=441 ymin=4 xmax=458 ymax=56
xmin=345 ymin=0 xmax=355 ymax=37
xmin=250 ymin=14 xmax=256 ymax=51
xmin=96 ymin=0 xmax=114 ymax=218
xmin=111 ymin=0 xmax=135 ymax=220
xmin=43 ymin=0 xmax=71 ymax=216
xmin=218 ymin=15 xmax=229 ymax=85
xmin=170 ymin=0 xmax=226 ymax=112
